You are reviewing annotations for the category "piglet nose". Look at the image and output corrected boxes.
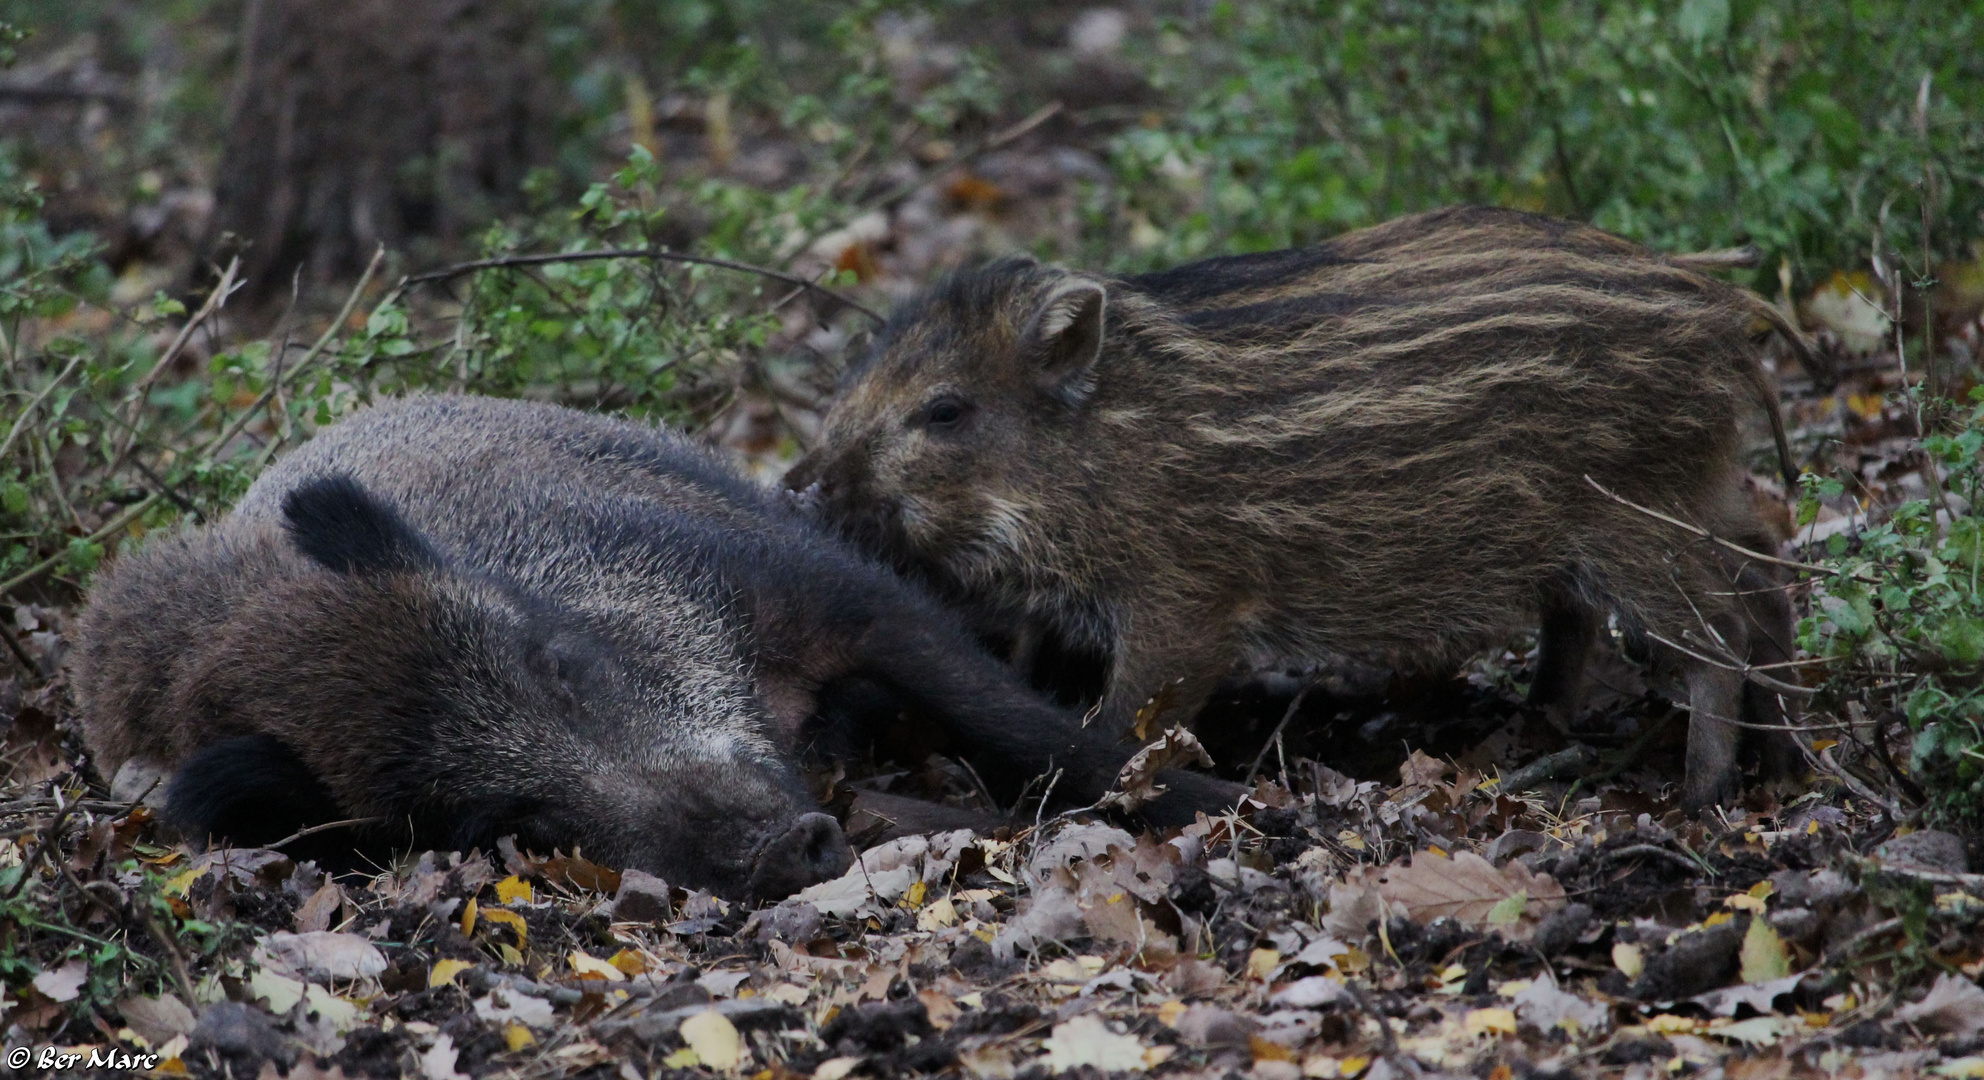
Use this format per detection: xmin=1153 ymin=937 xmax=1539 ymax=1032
xmin=746 ymin=812 xmax=853 ymax=901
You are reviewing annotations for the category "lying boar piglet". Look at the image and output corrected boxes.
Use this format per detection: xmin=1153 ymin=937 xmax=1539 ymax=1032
xmin=790 ymin=205 xmax=1805 ymax=812
xmin=74 ymin=395 xmax=1236 ymax=900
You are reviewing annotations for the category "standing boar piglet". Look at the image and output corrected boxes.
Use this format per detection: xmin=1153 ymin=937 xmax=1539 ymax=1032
xmin=789 ymin=205 xmax=1804 ymax=812
xmin=75 ymin=396 xmax=1232 ymax=901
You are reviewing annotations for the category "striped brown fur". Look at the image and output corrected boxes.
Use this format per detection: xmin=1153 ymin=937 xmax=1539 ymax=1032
xmin=788 ymin=206 xmax=1804 ymax=811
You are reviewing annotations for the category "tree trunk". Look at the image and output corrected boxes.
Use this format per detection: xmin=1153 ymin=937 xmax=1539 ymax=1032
xmin=209 ymin=0 xmax=552 ymax=300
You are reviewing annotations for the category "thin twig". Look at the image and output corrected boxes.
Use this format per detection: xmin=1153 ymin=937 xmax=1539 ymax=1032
xmin=1343 ymin=979 xmax=1400 ymax=1061
xmin=0 ymin=353 xmax=84 ymax=463
xmin=858 ymin=101 xmax=1064 ymax=217
xmin=114 ymin=256 xmax=240 ymax=466
xmin=777 ymin=100 xmax=1067 ymax=282
xmin=199 ymin=246 xmax=385 ymax=463
xmin=0 ymin=494 xmax=158 ymax=598
xmin=400 ymin=247 xmax=883 ymax=325
xmin=1602 ymin=843 xmax=1710 ymax=876
xmin=1585 ymin=475 xmax=1874 ymax=581
xmin=1640 ymin=628 xmax=1817 ymax=700
xmin=266 ymin=816 xmax=387 ymax=851
xmin=1247 ymin=669 xmax=1318 ymax=780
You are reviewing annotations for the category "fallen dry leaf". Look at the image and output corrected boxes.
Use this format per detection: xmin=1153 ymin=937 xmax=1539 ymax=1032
xmin=569 ymin=951 xmax=625 ymax=982
xmin=1739 ymin=917 xmax=1791 ymax=985
xmin=31 ymin=959 xmax=86 ymax=1003
xmin=254 ymin=931 xmax=387 ymax=982
xmin=1096 ymin=726 xmax=1216 ymax=812
xmin=1043 ymin=1013 xmax=1151 ymax=1072
xmin=1896 ymin=973 xmax=1984 ymax=1038
xmin=1510 ymin=980 xmax=1608 ymax=1034
xmin=1373 ymin=850 xmax=1564 ymax=933
xmin=294 ymin=881 xmax=343 ymax=933
xmin=117 ymin=995 xmax=196 ymax=1046
xmin=420 ymin=1032 xmax=468 ymax=1080
xmin=428 ymin=959 xmax=473 ymax=989
xmin=680 ymin=1008 xmax=743 ymax=1070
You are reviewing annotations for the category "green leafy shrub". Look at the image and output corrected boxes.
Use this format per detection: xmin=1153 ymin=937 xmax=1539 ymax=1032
xmin=1091 ymin=0 xmax=1983 ymax=286
xmin=1799 ymin=392 xmax=1984 ymax=823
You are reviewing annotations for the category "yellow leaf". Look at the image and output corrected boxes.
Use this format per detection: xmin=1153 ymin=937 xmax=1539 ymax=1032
xmin=495 ymin=876 xmax=533 ymax=906
xmin=663 ymin=1048 xmax=700 ymax=1069
xmin=1247 ymin=949 xmax=1281 ymax=980
xmin=1811 ymin=739 xmax=1838 ymax=753
xmin=460 ymin=896 xmax=478 ymax=937
xmin=1438 ymin=964 xmax=1468 ymax=984
xmin=1465 ymin=1008 xmax=1516 ymax=1037
xmin=1703 ymin=911 xmax=1734 ymax=927
xmin=497 ymin=943 xmax=525 ymax=967
xmin=1337 ymin=830 xmax=1366 ymax=852
xmin=915 ymin=897 xmax=958 ymax=931
xmin=1158 ymin=1000 xmax=1188 ymax=1026
xmin=428 ymin=959 xmax=473 ymax=989
xmin=1725 ymin=893 xmax=1767 ymax=913
xmin=904 ymin=880 xmax=927 ymax=909
xmin=1336 ymin=947 xmax=1370 ymax=974
xmin=481 ymin=908 xmax=528 ymax=948
xmin=1339 ymin=1057 xmax=1370 ymax=1077
xmin=504 ymin=1023 xmax=536 ymax=1052
xmin=681 ymin=1009 xmax=743 ymax=1071
xmin=1748 ymin=881 xmax=1775 ymax=900
xmin=1612 ymin=943 xmax=1643 ymax=979
xmin=1427 ymin=846 xmax=1448 ymax=858
xmin=570 ymin=951 xmax=626 ymax=982
xmin=162 ymin=865 xmax=206 ymax=898
xmin=1739 ymin=917 xmax=1791 ymax=985
xmin=1251 ymin=1035 xmax=1299 ymax=1062
xmin=1648 ymin=1014 xmax=1699 ymax=1034
xmin=609 ymin=949 xmax=647 ymax=976
xmin=765 ymin=984 xmax=808 ymax=1007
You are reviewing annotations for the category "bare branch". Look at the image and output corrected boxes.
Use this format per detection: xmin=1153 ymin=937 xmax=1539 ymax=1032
xmin=400 ymin=247 xmax=884 ymax=325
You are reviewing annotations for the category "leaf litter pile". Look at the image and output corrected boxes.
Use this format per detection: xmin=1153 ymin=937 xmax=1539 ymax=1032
xmin=6 ymin=241 xmax=1984 ymax=1080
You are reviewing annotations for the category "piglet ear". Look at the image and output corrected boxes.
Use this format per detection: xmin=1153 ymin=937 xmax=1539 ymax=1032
xmin=1022 ymin=277 xmax=1106 ymax=407
xmin=281 ymin=474 xmax=436 ymax=575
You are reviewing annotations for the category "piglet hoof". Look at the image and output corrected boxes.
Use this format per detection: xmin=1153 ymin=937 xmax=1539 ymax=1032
xmin=747 ymin=812 xmax=854 ymax=901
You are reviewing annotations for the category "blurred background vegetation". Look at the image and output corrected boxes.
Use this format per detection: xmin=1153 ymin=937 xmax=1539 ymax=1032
xmin=2 ymin=0 xmax=1984 ymax=818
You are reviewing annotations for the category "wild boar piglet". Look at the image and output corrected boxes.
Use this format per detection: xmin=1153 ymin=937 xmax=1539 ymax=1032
xmin=790 ymin=206 xmax=1804 ymax=812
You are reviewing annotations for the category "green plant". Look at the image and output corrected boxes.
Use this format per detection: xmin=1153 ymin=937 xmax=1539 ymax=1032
xmin=1798 ymin=389 xmax=1984 ymax=822
xmin=1088 ymin=0 xmax=1983 ymax=289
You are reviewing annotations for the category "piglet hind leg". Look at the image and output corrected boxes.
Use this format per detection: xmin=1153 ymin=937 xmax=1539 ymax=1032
xmin=1737 ymin=561 xmax=1805 ymax=784
xmin=1680 ymin=616 xmax=1751 ymax=815
xmin=1528 ymin=596 xmax=1599 ymax=733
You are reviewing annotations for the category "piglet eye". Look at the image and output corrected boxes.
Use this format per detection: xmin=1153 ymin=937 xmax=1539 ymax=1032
xmin=922 ymin=398 xmax=968 ymax=429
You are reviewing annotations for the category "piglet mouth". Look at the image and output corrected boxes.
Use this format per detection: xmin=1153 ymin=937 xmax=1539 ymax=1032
xmin=744 ymin=812 xmax=853 ymax=901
